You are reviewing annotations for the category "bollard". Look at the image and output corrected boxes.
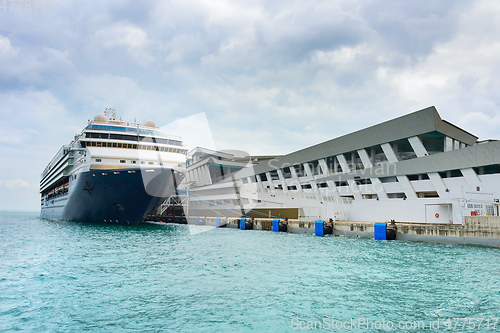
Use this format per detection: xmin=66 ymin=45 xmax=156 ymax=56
xmin=323 ymin=223 xmax=333 ymax=235
xmin=279 ymin=222 xmax=287 ymax=232
xmin=386 ymin=228 xmax=397 ymax=240
xmin=246 ymin=220 xmax=254 ymax=230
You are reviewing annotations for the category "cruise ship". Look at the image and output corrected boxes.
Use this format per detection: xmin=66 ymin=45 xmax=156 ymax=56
xmin=40 ymin=109 xmax=186 ymax=224
xmin=176 ymin=106 xmax=500 ymax=224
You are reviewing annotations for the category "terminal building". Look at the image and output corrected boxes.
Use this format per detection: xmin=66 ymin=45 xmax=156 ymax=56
xmin=178 ymin=106 xmax=500 ymax=224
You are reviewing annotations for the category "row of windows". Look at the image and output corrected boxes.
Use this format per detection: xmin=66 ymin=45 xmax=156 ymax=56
xmin=473 ymin=165 xmax=500 ymax=175
xmin=468 ymin=204 xmax=483 ymax=209
xmin=85 ymin=132 xmax=182 ymax=146
xmin=88 ymin=124 xmax=164 ymax=136
xmin=261 ymin=165 xmax=500 ymax=187
xmin=263 ymin=155 xmax=374 ymax=181
xmin=259 ymin=137 xmax=471 ymax=182
xmin=81 ymin=141 xmax=187 ymax=154
xmin=81 ymin=170 xmax=156 ymax=179
xmin=95 ymin=158 xmax=161 ymax=166
xmin=257 ymin=165 xmax=500 ymax=193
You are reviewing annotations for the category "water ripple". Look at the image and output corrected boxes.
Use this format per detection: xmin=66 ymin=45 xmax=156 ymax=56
xmin=1 ymin=212 xmax=499 ymax=332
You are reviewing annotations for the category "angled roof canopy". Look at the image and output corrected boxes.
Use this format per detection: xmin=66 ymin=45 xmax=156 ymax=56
xmin=237 ymin=106 xmax=478 ymax=177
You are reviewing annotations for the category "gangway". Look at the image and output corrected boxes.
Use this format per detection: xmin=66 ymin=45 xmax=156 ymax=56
xmin=159 ymin=195 xmax=189 ymax=216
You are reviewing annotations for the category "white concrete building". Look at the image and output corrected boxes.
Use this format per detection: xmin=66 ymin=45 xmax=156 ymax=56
xmin=180 ymin=106 xmax=500 ymax=223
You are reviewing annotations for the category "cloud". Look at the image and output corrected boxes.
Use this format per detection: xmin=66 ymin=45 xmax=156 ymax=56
xmin=375 ymin=0 xmax=500 ymax=131
xmin=95 ymin=24 xmax=154 ymax=65
xmin=69 ymin=73 xmax=187 ymax=124
xmin=0 ymin=179 xmax=37 ymax=189
xmin=162 ymin=113 xmax=217 ymax=151
xmin=0 ymin=35 xmax=19 ymax=58
xmin=0 ymin=37 xmax=77 ymax=86
xmin=98 ymin=25 xmax=148 ymax=49
xmin=1 ymin=0 xmax=500 ymax=211
xmin=0 ymin=89 xmax=77 ymax=145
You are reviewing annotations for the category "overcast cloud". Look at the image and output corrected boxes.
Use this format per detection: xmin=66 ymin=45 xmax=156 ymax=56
xmin=1 ymin=0 xmax=499 ymax=211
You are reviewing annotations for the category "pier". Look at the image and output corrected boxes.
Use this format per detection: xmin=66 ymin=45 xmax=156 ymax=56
xmin=150 ymin=215 xmax=500 ymax=247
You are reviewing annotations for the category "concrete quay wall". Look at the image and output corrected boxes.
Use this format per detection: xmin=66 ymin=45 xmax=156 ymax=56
xmin=224 ymin=216 xmax=500 ymax=247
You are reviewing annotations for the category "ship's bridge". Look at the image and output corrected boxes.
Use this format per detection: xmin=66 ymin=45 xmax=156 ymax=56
xmin=86 ymin=124 xmax=166 ymax=137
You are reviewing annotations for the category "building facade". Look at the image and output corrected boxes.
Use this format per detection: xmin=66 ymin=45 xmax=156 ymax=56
xmin=180 ymin=106 xmax=500 ymax=224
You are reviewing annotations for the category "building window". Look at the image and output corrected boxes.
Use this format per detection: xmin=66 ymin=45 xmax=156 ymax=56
xmin=439 ymin=169 xmax=463 ymax=178
xmin=355 ymin=178 xmax=372 ymax=185
xmin=408 ymin=173 xmax=430 ymax=181
xmin=473 ymin=165 xmax=500 ymax=175
xmin=95 ymin=158 xmax=102 ymax=162
xmin=293 ymin=164 xmax=305 ymax=177
xmin=379 ymin=176 xmax=398 ymax=183
xmin=307 ymin=160 xmax=321 ymax=175
xmin=301 ymin=184 xmax=312 ymax=189
xmin=416 ymin=191 xmax=439 ymax=198
xmin=486 ymin=205 xmax=494 ymax=215
xmin=120 ymin=160 xmax=126 ymax=163
xmin=388 ymin=193 xmax=406 ymax=199
xmin=269 ymin=170 xmax=279 ymax=180
xmin=282 ymin=167 xmax=292 ymax=179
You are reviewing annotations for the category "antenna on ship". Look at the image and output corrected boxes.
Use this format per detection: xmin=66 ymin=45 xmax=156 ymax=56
xmin=104 ymin=108 xmax=117 ymax=122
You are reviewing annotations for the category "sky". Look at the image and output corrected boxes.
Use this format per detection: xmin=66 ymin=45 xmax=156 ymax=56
xmin=1 ymin=0 xmax=500 ymax=211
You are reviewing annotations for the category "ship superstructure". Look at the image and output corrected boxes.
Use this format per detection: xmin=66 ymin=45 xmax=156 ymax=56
xmin=40 ymin=110 xmax=186 ymax=224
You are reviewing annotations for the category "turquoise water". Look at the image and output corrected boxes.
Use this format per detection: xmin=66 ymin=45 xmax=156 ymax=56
xmin=1 ymin=212 xmax=499 ymax=332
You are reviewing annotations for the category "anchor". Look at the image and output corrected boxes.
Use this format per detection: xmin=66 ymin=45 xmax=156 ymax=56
xmin=83 ymin=181 xmax=94 ymax=194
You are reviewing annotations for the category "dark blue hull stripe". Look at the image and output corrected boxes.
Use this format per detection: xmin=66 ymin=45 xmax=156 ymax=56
xmin=41 ymin=168 xmax=183 ymax=224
